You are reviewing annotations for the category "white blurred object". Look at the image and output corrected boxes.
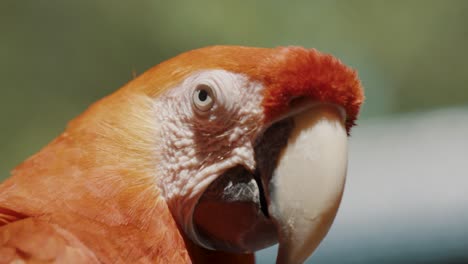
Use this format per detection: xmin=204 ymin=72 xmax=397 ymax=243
xmin=257 ymin=107 xmax=468 ymax=263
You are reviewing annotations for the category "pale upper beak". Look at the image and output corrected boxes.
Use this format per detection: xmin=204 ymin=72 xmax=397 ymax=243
xmin=266 ymin=104 xmax=348 ymax=264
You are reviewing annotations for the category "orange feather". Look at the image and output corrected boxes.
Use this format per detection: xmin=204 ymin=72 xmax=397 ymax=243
xmin=0 ymin=46 xmax=362 ymax=263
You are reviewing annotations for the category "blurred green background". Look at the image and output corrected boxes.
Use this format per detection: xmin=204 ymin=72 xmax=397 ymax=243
xmin=1 ymin=1 xmax=468 ymax=263
xmin=2 ymin=0 xmax=468 ymax=177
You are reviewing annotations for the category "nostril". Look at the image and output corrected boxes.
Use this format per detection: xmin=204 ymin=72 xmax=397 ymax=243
xmin=287 ymin=96 xmax=314 ymax=116
xmin=289 ymin=96 xmax=309 ymax=109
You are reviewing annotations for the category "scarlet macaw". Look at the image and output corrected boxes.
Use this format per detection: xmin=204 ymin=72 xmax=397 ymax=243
xmin=0 ymin=46 xmax=363 ymax=263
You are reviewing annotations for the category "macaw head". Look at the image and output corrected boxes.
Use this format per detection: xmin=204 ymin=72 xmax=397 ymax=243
xmin=47 ymin=45 xmax=363 ymax=263
xmin=121 ymin=46 xmax=364 ymax=263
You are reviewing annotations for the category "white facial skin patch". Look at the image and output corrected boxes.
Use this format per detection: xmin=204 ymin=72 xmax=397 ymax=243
xmin=153 ymin=70 xmax=265 ymax=248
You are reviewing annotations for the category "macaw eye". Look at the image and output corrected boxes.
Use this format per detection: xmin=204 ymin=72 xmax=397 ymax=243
xmin=192 ymin=84 xmax=215 ymax=112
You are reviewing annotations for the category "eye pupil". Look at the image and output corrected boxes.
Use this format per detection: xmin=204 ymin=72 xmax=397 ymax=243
xmin=198 ymin=89 xmax=208 ymax=102
xmin=192 ymin=84 xmax=215 ymax=112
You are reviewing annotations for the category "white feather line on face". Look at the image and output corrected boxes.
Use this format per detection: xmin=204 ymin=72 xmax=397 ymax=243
xmin=153 ymin=70 xmax=265 ymax=248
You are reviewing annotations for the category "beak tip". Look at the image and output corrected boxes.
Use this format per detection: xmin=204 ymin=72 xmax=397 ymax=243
xmin=274 ymin=196 xmax=343 ymax=264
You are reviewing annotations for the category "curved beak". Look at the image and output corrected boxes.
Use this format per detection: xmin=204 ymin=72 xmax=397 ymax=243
xmin=267 ymin=104 xmax=348 ymax=264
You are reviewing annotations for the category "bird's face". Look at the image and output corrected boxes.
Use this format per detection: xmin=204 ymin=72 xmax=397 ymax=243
xmin=143 ymin=46 xmax=363 ymax=263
